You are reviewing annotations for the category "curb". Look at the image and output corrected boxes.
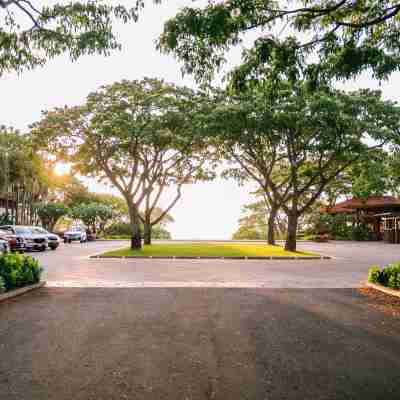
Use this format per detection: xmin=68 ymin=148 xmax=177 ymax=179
xmin=0 ymin=281 xmax=46 ymax=303
xmin=364 ymin=281 xmax=400 ymax=299
xmin=90 ymin=255 xmax=330 ymax=260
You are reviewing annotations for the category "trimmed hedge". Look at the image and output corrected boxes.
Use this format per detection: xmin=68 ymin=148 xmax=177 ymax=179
xmin=0 ymin=253 xmax=42 ymax=292
xmin=368 ymin=262 xmax=400 ymax=290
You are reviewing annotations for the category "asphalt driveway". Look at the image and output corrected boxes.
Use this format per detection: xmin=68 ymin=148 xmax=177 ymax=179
xmin=3 ymin=242 xmax=400 ymax=399
xmin=1 ymin=287 xmax=400 ymax=400
xmin=33 ymin=240 xmax=400 ymax=288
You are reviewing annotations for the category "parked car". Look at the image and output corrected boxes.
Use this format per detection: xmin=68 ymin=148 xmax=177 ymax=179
xmin=0 ymin=225 xmax=48 ymax=251
xmin=0 ymin=238 xmax=9 ymax=254
xmin=30 ymin=227 xmax=61 ymax=250
xmin=63 ymin=226 xmax=87 ymax=243
xmin=0 ymin=228 xmax=25 ymax=252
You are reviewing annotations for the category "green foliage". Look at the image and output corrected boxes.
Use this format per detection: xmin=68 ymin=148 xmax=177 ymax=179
xmin=35 ymin=202 xmax=69 ymax=231
xmin=0 ymin=276 xmax=5 ymax=294
xmin=103 ymin=222 xmax=171 ymax=240
xmin=0 ymin=126 xmax=54 ymax=225
xmin=232 ymin=226 xmax=266 ymax=240
xmin=204 ymin=78 xmax=400 ymax=251
xmin=0 ymin=214 xmax=15 ymax=225
xmin=159 ymin=1 xmax=400 ymax=84
xmin=368 ymin=263 xmax=400 ymax=290
xmin=308 ymin=213 xmax=353 ymax=240
xmin=0 ymin=1 xmax=142 ymax=76
xmin=368 ymin=266 xmax=382 ymax=284
xmin=308 ymin=212 xmax=377 ymax=241
xmin=352 ymin=225 xmax=376 ymax=241
xmin=31 ymin=78 xmax=215 ymax=248
xmin=69 ymin=202 xmax=115 ymax=233
xmin=0 ymin=253 xmax=42 ymax=291
xmin=103 ymin=222 xmax=132 ymax=237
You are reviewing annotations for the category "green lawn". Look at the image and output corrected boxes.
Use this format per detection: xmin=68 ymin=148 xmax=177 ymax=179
xmin=99 ymin=242 xmax=319 ymax=258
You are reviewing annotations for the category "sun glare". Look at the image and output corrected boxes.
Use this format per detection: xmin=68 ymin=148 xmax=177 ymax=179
xmin=54 ymin=162 xmax=71 ymax=175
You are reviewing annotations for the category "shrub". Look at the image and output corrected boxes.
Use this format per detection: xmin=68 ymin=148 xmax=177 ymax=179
xmin=0 ymin=253 xmax=42 ymax=291
xmin=368 ymin=266 xmax=381 ymax=283
xmin=352 ymin=224 xmax=375 ymax=241
xmin=103 ymin=222 xmax=171 ymax=240
xmin=0 ymin=276 xmax=5 ymax=293
xmin=368 ymin=262 xmax=400 ymax=290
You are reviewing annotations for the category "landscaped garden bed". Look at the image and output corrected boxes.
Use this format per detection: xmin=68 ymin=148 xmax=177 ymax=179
xmin=0 ymin=253 xmax=44 ymax=301
xmin=94 ymin=242 xmax=324 ymax=259
xmin=367 ymin=263 xmax=400 ymax=298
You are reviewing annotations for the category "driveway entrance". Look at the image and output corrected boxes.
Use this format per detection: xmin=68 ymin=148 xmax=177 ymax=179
xmin=33 ymin=240 xmax=400 ymax=288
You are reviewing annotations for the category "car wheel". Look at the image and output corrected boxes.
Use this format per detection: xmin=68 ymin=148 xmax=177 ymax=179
xmin=50 ymin=246 xmax=57 ymax=251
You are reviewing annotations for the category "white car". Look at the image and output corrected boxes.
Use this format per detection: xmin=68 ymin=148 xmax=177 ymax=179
xmin=63 ymin=227 xmax=87 ymax=243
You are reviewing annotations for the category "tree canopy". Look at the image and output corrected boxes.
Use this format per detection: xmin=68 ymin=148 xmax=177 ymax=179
xmin=31 ymin=78 xmax=214 ymax=248
xmin=204 ymin=80 xmax=400 ymax=250
xmin=0 ymin=0 xmax=151 ymax=76
xmin=159 ymin=0 xmax=400 ymax=84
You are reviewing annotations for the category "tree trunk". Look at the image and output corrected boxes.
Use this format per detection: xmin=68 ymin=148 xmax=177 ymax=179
xmin=285 ymin=212 xmax=298 ymax=252
xmin=143 ymin=222 xmax=152 ymax=245
xmin=128 ymin=204 xmax=142 ymax=250
xmin=267 ymin=205 xmax=278 ymax=245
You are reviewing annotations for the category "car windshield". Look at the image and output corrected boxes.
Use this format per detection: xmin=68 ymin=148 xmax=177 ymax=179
xmin=31 ymin=227 xmax=48 ymax=234
xmin=14 ymin=227 xmax=33 ymax=235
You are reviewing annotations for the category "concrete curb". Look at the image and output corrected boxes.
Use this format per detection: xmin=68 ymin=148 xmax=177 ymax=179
xmin=364 ymin=281 xmax=400 ymax=299
xmin=90 ymin=255 xmax=331 ymax=260
xmin=0 ymin=281 xmax=46 ymax=303
xmin=94 ymin=239 xmax=317 ymax=243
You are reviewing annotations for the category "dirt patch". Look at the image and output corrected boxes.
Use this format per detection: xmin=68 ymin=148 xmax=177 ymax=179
xmin=359 ymin=287 xmax=400 ymax=317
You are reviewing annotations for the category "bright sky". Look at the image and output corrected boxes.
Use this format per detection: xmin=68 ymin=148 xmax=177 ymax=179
xmin=1 ymin=0 xmax=400 ymax=239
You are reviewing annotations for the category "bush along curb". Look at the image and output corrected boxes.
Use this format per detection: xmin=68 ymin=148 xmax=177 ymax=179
xmin=90 ymin=255 xmax=331 ymax=260
xmin=365 ymin=281 xmax=400 ymax=299
xmin=0 ymin=281 xmax=46 ymax=303
xmin=0 ymin=253 xmax=44 ymax=300
xmin=368 ymin=263 xmax=400 ymax=291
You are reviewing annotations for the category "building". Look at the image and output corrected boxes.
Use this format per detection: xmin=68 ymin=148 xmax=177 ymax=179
xmin=322 ymin=196 xmax=400 ymax=243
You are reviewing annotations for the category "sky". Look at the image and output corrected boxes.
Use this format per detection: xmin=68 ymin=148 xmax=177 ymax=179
xmin=1 ymin=0 xmax=400 ymax=239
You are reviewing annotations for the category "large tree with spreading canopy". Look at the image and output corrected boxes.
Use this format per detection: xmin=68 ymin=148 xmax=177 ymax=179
xmin=204 ymin=81 xmax=400 ymax=251
xmin=31 ymin=78 xmax=214 ymax=249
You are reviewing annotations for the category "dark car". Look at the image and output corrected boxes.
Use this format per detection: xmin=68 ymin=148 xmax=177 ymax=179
xmin=0 ymin=229 xmax=25 ymax=252
xmin=0 ymin=225 xmax=48 ymax=251
xmin=30 ymin=227 xmax=61 ymax=250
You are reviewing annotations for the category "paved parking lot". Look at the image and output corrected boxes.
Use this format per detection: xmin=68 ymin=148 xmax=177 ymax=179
xmin=33 ymin=240 xmax=400 ymax=288
xmin=1 ymin=287 xmax=400 ymax=400
xmin=2 ymin=241 xmax=400 ymax=399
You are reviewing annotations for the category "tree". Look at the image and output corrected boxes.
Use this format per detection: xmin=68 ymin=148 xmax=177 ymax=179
xmin=205 ymin=82 xmax=400 ymax=251
xmin=348 ymin=150 xmax=400 ymax=199
xmin=0 ymin=126 xmax=52 ymax=225
xmin=232 ymin=194 xmax=287 ymax=242
xmin=0 ymin=1 xmax=147 ymax=76
xmin=90 ymin=193 xmax=128 ymax=220
xmin=69 ymin=202 xmax=114 ymax=234
xmin=232 ymin=226 xmax=265 ymax=241
xmin=31 ymin=78 xmax=214 ymax=249
xmin=159 ymin=0 xmax=400 ymax=84
xmin=35 ymin=202 xmax=68 ymax=231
